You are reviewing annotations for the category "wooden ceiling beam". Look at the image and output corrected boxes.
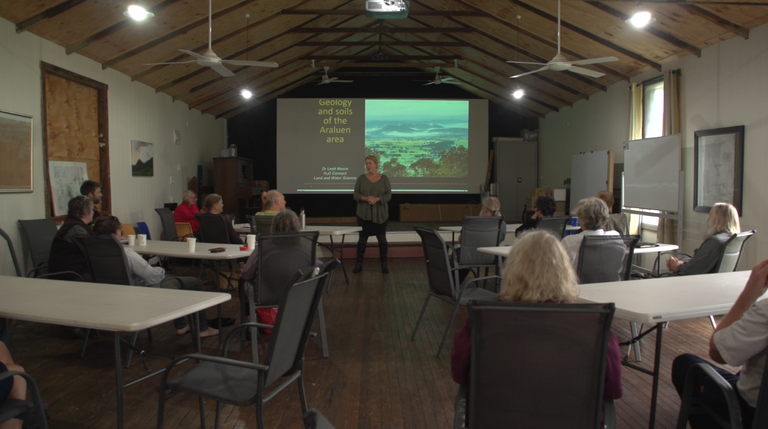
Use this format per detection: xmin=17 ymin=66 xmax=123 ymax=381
xmin=677 ymin=4 xmax=750 ymax=39
xmin=586 ymin=2 xmax=702 ymax=57
xmin=280 ymin=9 xmax=488 ymax=16
xmin=65 ymin=0 xmax=185 ymax=55
xmin=313 ymin=61 xmax=453 ymax=67
xmin=305 ymin=55 xmax=462 ymax=60
xmin=15 ymin=0 xmax=88 ymax=34
xmin=297 ymin=41 xmax=468 ymax=46
xmin=289 ymin=27 xmax=474 ymax=33
xmin=510 ymin=0 xmax=662 ymax=70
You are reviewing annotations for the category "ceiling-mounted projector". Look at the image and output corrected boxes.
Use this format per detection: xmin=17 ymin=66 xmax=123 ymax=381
xmin=365 ymin=0 xmax=410 ymax=19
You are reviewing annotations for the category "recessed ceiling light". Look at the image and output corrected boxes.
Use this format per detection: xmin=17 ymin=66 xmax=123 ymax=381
xmin=124 ymin=5 xmax=154 ymax=21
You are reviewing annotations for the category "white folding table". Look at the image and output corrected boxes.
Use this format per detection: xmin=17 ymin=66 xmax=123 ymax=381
xmin=128 ymin=240 xmax=252 ymax=260
xmin=577 ymin=271 xmax=764 ymax=429
xmin=477 ymin=242 xmax=679 ymax=259
xmin=0 ymin=275 xmax=230 ymax=429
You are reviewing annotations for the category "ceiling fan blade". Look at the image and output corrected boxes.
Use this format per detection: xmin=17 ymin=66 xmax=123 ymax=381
xmin=445 ymin=81 xmax=462 ymax=85
xmin=316 ymin=81 xmax=327 ymax=86
xmin=222 ymin=59 xmax=279 ymax=68
xmin=210 ymin=64 xmax=235 ymax=77
xmin=333 ymin=80 xmax=354 ymax=83
xmin=568 ymin=66 xmax=605 ymax=78
xmin=510 ymin=66 xmax=549 ymax=79
xmin=422 ymin=81 xmax=437 ymax=86
xmin=506 ymin=61 xmax=548 ymax=66
xmin=145 ymin=60 xmax=198 ymax=66
xmin=569 ymin=56 xmax=618 ymax=66
xmin=179 ymin=49 xmax=210 ymax=61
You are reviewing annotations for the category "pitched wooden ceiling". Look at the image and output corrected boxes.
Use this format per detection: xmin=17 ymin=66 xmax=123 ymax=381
xmin=2 ymin=0 xmax=767 ymax=120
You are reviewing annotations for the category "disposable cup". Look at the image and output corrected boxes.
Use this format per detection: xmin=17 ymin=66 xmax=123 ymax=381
xmin=187 ymin=237 xmax=196 ymax=252
xmin=127 ymin=235 xmax=136 ymax=246
xmin=137 ymin=234 xmax=147 ymax=246
xmin=246 ymin=234 xmax=256 ymax=250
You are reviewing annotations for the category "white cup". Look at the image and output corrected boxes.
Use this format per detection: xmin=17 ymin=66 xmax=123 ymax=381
xmin=127 ymin=234 xmax=136 ymax=246
xmin=187 ymin=237 xmax=196 ymax=252
xmin=246 ymin=234 xmax=256 ymax=250
xmin=137 ymin=234 xmax=147 ymax=246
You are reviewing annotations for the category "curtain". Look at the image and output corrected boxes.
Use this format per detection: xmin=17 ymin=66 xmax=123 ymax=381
xmin=657 ymin=69 xmax=682 ymax=244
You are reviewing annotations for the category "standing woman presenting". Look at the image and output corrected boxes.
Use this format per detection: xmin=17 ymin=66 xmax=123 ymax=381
xmin=353 ymin=156 xmax=392 ymax=274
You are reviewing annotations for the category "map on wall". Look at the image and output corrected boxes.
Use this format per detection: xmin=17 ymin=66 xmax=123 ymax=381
xmin=48 ymin=161 xmax=88 ymax=216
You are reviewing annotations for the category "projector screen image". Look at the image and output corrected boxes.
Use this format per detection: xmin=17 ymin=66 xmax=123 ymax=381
xmin=277 ymin=98 xmax=488 ymax=194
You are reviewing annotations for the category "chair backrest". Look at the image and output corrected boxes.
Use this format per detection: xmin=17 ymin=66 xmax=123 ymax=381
xmin=608 ymin=213 xmax=629 ymax=235
xmin=74 ymin=235 xmax=134 ymax=285
xmin=17 ymin=218 xmax=58 ymax=272
xmin=577 ymin=235 xmax=639 ymax=283
xmin=175 ymin=223 xmax=194 ymax=241
xmin=257 ymin=231 xmax=319 ymax=306
xmin=414 ymin=226 xmax=457 ymax=299
xmin=456 ymin=216 xmax=504 ymax=267
xmin=715 ymin=230 xmax=756 ymax=273
xmin=467 ymin=301 xmax=616 ymax=429
xmin=251 ymin=215 xmax=276 ymax=234
xmin=155 ymin=208 xmax=179 ymax=241
xmin=263 ymin=272 xmax=328 ymax=388
xmin=135 ymin=222 xmax=151 ymax=240
xmin=0 ymin=228 xmax=22 ymax=277
xmin=535 ymin=217 xmax=569 ymax=238
xmin=121 ymin=224 xmax=136 ymax=237
xmin=195 ymin=214 xmax=231 ymax=244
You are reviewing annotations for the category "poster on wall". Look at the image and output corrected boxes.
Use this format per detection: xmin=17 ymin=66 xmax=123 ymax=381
xmin=48 ymin=161 xmax=88 ymax=216
xmin=131 ymin=140 xmax=154 ymax=177
xmin=0 ymin=110 xmax=33 ymax=192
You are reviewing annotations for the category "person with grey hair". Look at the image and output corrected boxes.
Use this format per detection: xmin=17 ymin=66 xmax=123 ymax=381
xmin=561 ymin=197 xmax=620 ymax=271
xmin=256 ymin=190 xmax=286 ymax=217
xmin=173 ymin=189 xmax=201 ymax=232
xmin=48 ymin=196 xmax=94 ymax=280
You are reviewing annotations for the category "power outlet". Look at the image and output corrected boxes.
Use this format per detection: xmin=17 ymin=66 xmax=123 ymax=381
xmin=169 ymin=176 xmax=175 ymax=184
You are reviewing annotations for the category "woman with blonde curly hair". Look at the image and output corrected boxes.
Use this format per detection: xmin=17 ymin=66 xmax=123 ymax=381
xmin=451 ymin=231 xmax=623 ymax=403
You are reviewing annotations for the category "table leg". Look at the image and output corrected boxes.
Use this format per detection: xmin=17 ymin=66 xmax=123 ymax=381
xmin=331 ymin=236 xmax=349 ymax=285
xmin=114 ymin=332 xmax=124 ymax=429
xmin=649 ymin=322 xmax=665 ymax=429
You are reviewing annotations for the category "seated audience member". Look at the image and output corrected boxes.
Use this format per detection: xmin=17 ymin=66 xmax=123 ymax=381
xmin=0 ymin=343 xmax=28 ymax=429
xmin=454 ymin=197 xmax=506 ymax=284
xmin=561 ymin=197 xmax=620 ymax=271
xmin=671 ymin=259 xmax=768 ymax=429
xmin=174 ymin=190 xmax=200 ymax=233
xmin=255 ymin=190 xmax=286 ymax=216
xmin=667 ymin=202 xmax=740 ymax=275
xmin=200 ymin=194 xmax=243 ymax=245
xmin=597 ymin=191 xmax=628 ymax=235
xmin=260 ymin=191 xmax=268 ymax=208
xmin=240 ymin=210 xmax=321 ymax=326
xmin=451 ymin=231 xmax=622 ymax=402
xmin=48 ymin=196 xmax=94 ymax=280
xmin=92 ymin=216 xmax=220 ymax=337
xmin=515 ymin=195 xmax=557 ymax=237
xmin=80 ymin=180 xmax=103 ymax=218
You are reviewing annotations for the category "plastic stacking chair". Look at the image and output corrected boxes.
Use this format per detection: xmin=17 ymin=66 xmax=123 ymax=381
xmin=0 ymin=371 xmax=50 ymax=429
xmin=304 ymin=409 xmax=337 ymax=429
xmin=136 ymin=222 xmax=152 ymax=240
xmin=454 ymin=301 xmax=617 ymax=429
xmin=174 ymin=223 xmax=194 ymax=241
xmin=676 ymin=356 xmax=768 ymax=429
xmin=411 ymin=226 xmax=499 ymax=358
xmin=534 ymin=216 xmax=570 ymax=238
xmin=156 ymin=271 xmax=330 ymax=429
xmin=121 ymin=223 xmax=136 ymax=237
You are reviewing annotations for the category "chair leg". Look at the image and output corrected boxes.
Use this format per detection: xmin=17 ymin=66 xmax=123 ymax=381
xmin=411 ymin=293 xmax=433 ymax=341
xmin=79 ymin=329 xmax=91 ymax=358
xmin=437 ymin=302 xmax=462 ymax=358
xmin=256 ymin=394 xmax=266 ymax=429
xmin=709 ymin=315 xmax=718 ymax=329
xmin=214 ymin=401 xmax=222 ymax=429
xmin=157 ymin=389 xmax=167 ymax=429
xmin=298 ymin=369 xmax=309 ymax=415
xmin=317 ymin=297 xmax=329 ymax=358
xmin=198 ymin=396 xmax=206 ymax=429
xmin=125 ymin=332 xmax=139 ymax=369
xmin=246 ymin=284 xmax=259 ymax=363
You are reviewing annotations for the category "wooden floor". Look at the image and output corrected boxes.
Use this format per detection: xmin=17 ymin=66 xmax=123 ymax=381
xmin=8 ymin=258 xmax=731 ymax=429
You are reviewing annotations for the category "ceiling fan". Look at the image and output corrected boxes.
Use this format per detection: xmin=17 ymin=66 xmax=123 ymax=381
xmin=507 ymin=0 xmax=617 ymax=79
xmin=422 ymin=67 xmax=461 ymax=86
xmin=145 ymin=0 xmax=278 ymax=77
xmin=317 ymin=66 xmax=354 ymax=85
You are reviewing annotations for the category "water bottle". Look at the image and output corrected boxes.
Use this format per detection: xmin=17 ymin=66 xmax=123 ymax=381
xmin=300 ymin=208 xmax=306 ymax=229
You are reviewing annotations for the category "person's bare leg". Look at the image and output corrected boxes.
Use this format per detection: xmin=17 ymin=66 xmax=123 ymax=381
xmin=0 ymin=363 xmax=26 ymax=429
xmin=0 ymin=342 xmax=14 ymax=366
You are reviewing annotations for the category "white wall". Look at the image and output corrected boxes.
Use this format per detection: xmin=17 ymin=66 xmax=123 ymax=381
xmin=539 ymin=22 xmax=768 ymax=269
xmin=0 ymin=17 xmax=227 ymax=276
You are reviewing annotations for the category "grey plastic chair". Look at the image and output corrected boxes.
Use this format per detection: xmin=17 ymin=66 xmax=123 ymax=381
xmin=248 ymin=215 xmax=276 ymax=234
xmin=455 ymin=301 xmax=617 ymax=429
xmin=715 ymin=230 xmax=756 ymax=273
xmin=157 ymin=272 xmax=330 ymax=429
xmin=577 ymin=235 xmax=640 ymax=284
xmin=155 ymin=208 xmax=180 ymax=241
xmin=17 ymin=219 xmax=59 ymax=277
xmin=535 ymin=216 xmax=570 ymax=238
xmin=412 ymin=226 xmax=499 ymax=358
xmin=451 ymin=216 xmax=504 ymax=288
xmin=676 ymin=356 xmax=768 ymax=429
xmin=0 ymin=371 xmax=50 ymax=429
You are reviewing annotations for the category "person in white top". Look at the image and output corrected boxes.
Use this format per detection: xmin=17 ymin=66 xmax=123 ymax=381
xmin=560 ymin=197 xmax=620 ymax=271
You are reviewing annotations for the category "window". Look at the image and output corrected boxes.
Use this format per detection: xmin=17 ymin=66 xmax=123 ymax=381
xmin=643 ymin=77 xmax=664 ymax=138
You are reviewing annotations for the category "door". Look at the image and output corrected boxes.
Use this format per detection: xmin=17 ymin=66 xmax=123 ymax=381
xmin=493 ymin=137 xmax=537 ymax=223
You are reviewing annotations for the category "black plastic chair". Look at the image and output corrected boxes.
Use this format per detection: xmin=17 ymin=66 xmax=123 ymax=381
xmin=241 ymin=231 xmax=321 ymax=358
xmin=304 ymin=408 xmax=337 ymax=429
xmin=577 ymin=235 xmax=640 ymax=284
xmin=450 ymin=216 xmax=504 ymax=288
xmin=455 ymin=301 xmax=617 ymax=429
xmin=155 ymin=208 xmax=180 ymax=242
xmin=534 ymin=216 xmax=570 ymax=238
xmin=411 ymin=226 xmax=499 ymax=358
xmin=676 ymin=356 xmax=768 ymax=429
xmin=196 ymin=213 xmax=239 ymax=290
xmin=0 ymin=371 xmax=50 ymax=429
xmin=248 ymin=215 xmax=276 ymax=235
xmin=157 ymin=271 xmax=330 ymax=429
xmin=17 ymin=219 xmax=58 ymax=277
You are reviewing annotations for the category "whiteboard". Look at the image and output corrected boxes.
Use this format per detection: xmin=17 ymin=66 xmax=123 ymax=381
xmin=571 ymin=151 xmax=611 ymax=212
xmin=624 ymin=134 xmax=681 ymax=212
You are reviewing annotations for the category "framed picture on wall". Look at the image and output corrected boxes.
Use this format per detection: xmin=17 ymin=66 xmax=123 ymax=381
xmin=693 ymin=125 xmax=745 ymax=215
xmin=0 ymin=110 xmax=33 ymax=192
xmin=131 ymin=140 xmax=154 ymax=177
